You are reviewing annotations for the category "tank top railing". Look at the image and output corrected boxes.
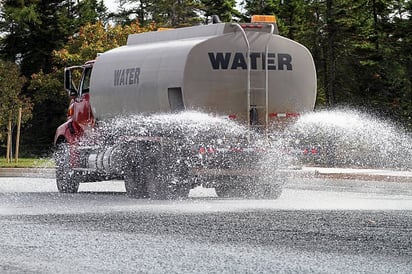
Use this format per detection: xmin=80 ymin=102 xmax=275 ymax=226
xmin=231 ymin=23 xmax=275 ymax=133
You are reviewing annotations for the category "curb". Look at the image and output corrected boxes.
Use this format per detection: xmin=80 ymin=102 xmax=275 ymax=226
xmin=0 ymin=168 xmax=55 ymax=178
xmin=301 ymin=167 xmax=412 ymax=183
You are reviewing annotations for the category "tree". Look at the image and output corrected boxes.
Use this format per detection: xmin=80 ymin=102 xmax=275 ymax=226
xmin=116 ymin=0 xmax=203 ymax=27
xmin=152 ymin=0 xmax=203 ymax=27
xmin=0 ymin=0 xmax=107 ymax=77
xmin=53 ymin=20 xmax=155 ymax=67
xmin=201 ymin=0 xmax=239 ymax=22
xmin=243 ymin=0 xmax=278 ymax=18
xmin=21 ymin=69 xmax=67 ymax=156
xmin=0 ymin=59 xmax=32 ymax=154
xmin=326 ymin=0 xmax=410 ymax=121
xmin=77 ymin=0 xmax=109 ymax=25
xmin=111 ymin=0 xmax=151 ymax=26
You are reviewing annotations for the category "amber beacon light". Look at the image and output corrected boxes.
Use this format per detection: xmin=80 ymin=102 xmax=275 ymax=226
xmin=251 ymin=15 xmax=277 ymax=23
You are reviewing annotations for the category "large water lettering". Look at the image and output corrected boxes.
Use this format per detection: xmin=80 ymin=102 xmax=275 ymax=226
xmin=208 ymin=52 xmax=293 ymax=70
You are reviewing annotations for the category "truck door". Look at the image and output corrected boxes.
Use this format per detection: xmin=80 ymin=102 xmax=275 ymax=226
xmin=73 ymin=66 xmax=95 ymax=129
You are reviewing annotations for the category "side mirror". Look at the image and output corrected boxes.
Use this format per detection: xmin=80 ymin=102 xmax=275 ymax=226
xmin=64 ymin=68 xmax=78 ymax=97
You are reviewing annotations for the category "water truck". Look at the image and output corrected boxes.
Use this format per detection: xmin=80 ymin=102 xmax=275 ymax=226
xmin=54 ymin=15 xmax=317 ymax=199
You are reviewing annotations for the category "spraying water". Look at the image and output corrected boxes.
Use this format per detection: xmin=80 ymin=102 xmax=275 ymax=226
xmin=281 ymin=109 xmax=412 ymax=170
xmin=84 ymin=108 xmax=410 ymax=177
xmin=86 ymin=111 xmax=256 ymax=153
xmin=55 ymin=108 xmax=410 ymax=198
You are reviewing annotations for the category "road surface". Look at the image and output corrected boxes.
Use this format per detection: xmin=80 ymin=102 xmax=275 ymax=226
xmin=1 ymin=177 xmax=411 ymax=273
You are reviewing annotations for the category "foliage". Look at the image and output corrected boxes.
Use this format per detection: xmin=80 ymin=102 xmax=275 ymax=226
xmin=0 ymin=157 xmax=54 ymax=168
xmin=150 ymin=0 xmax=203 ymax=27
xmin=0 ymin=0 xmax=106 ymax=77
xmin=53 ymin=20 xmax=155 ymax=67
xmin=201 ymin=0 xmax=239 ymax=22
xmin=0 ymin=60 xmax=32 ymax=142
xmin=326 ymin=0 xmax=412 ymax=128
xmin=19 ymin=69 xmax=68 ymax=156
xmin=115 ymin=0 xmax=203 ymax=27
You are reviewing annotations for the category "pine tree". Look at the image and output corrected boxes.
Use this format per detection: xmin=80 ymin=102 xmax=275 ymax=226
xmin=119 ymin=0 xmax=203 ymax=27
xmin=201 ymin=0 xmax=239 ymax=22
xmin=0 ymin=0 xmax=106 ymax=77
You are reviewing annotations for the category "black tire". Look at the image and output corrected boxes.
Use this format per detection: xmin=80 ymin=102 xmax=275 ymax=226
xmin=152 ymin=176 xmax=191 ymax=200
xmin=147 ymin=145 xmax=191 ymax=200
xmin=124 ymin=164 xmax=148 ymax=198
xmin=146 ymin=159 xmax=191 ymax=200
xmin=214 ymin=184 xmax=233 ymax=198
xmin=173 ymin=180 xmax=191 ymax=199
xmin=165 ymin=161 xmax=191 ymax=199
xmin=123 ymin=143 xmax=167 ymax=199
xmin=214 ymin=176 xmax=249 ymax=198
xmin=144 ymin=159 xmax=167 ymax=200
xmin=55 ymin=142 xmax=80 ymax=193
xmin=254 ymin=170 xmax=285 ymax=199
xmin=123 ymin=142 xmax=191 ymax=200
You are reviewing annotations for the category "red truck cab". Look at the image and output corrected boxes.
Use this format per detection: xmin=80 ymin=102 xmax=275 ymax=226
xmin=54 ymin=61 xmax=95 ymax=145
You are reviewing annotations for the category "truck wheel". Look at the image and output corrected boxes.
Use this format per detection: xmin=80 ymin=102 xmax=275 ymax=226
xmin=55 ymin=142 xmax=80 ymax=193
xmin=124 ymin=143 xmax=191 ymax=200
xmin=124 ymin=164 xmax=148 ymax=198
xmin=146 ymin=164 xmax=191 ymax=200
xmin=147 ymin=148 xmax=191 ymax=200
xmin=123 ymin=145 xmax=168 ymax=200
xmin=214 ymin=184 xmax=232 ymax=198
xmin=166 ymin=163 xmax=191 ymax=199
xmin=173 ymin=180 xmax=191 ymax=199
xmin=214 ymin=178 xmax=237 ymax=198
xmin=146 ymin=181 xmax=167 ymax=199
xmin=145 ymin=162 xmax=169 ymax=200
xmin=254 ymin=170 xmax=285 ymax=199
xmin=158 ymin=178 xmax=190 ymax=200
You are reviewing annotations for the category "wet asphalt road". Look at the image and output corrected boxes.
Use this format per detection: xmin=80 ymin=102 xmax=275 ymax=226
xmin=0 ymin=178 xmax=412 ymax=273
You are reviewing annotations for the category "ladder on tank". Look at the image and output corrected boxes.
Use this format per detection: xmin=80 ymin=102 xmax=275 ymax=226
xmin=232 ymin=23 xmax=276 ymax=132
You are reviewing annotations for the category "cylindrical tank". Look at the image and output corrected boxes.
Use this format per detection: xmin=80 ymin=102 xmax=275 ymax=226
xmin=90 ymin=23 xmax=316 ymax=124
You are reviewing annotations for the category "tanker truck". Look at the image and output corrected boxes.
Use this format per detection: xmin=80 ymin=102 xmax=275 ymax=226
xmin=54 ymin=15 xmax=317 ymax=199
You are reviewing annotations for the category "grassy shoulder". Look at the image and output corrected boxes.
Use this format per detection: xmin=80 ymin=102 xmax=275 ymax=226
xmin=0 ymin=158 xmax=55 ymax=168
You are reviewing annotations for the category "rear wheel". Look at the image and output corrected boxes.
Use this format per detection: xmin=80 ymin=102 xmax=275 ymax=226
xmin=146 ymin=157 xmax=191 ymax=200
xmin=214 ymin=176 xmax=243 ymax=198
xmin=124 ymin=143 xmax=191 ymax=200
xmin=124 ymin=163 xmax=148 ymax=198
xmin=55 ymin=142 xmax=80 ymax=193
xmin=125 ymin=155 xmax=177 ymax=200
xmin=152 ymin=174 xmax=190 ymax=200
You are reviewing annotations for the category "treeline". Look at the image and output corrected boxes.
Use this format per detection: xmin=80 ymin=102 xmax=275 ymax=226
xmin=0 ymin=0 xmax=411 ymax=157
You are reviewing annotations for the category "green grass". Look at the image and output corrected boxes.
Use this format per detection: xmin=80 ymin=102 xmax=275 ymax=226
xmin=0 ymin=158 xmax=55 ymax=168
